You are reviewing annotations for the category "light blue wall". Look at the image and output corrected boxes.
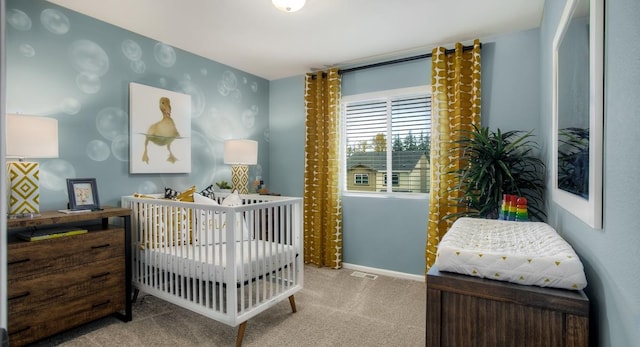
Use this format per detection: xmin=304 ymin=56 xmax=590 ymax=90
xmin=481 ymin=29 xmax=541 ymax=133
xmin=269 ymin=32 xmax=542 ymax=276
xmin=268 ymin=76 xmax=305 ymax=197
xmin=541 ymin=1 xmax=640 ymax=346
xmin=341 ymin=58 xmax=429 ymax=96
xmin=5 ymin=0 xmax=270 ymax=210
xmin=342 ymin=195 xmax=428 ymax=275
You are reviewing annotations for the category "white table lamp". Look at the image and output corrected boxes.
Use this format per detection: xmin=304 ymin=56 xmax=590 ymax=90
xmin=6 ymin=114 xmax=59 ymax=218
xmin=223 ymin=139 xmax=257 ymax=194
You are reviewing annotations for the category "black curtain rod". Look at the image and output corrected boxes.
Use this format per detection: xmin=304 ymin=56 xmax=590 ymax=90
xmin=339 ymin=43 xmax=479 ymax=74
xmin=310 ymin=43 xmax=479 ymax=78
xmin=339 ymin=53 xmax=433 ymax=75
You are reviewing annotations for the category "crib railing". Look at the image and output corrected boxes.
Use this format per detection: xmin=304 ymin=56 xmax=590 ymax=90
xmin=121 ymin=194 xmax=303 ymax=326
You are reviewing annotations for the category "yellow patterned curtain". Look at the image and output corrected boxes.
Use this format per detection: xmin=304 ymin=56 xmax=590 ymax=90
xmin=426 ymin=40 xmax=481 ymax=273
xmin=304 ymin=68 xmax=342 ymax=269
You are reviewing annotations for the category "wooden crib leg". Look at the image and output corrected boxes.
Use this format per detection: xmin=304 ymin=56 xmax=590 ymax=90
xmin=236 ymin=321 xmax=247 ymax=347
xmin=288 ymin=295 xmax=297 ymax=313
xmin=132 ymin=288 xmax=140 ymax=303
xmin=235 ymin=296 xmax=296 ymax=346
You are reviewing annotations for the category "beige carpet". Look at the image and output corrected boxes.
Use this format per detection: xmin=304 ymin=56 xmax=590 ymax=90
xmin=31 ymin=265 xmax=426 ymax=346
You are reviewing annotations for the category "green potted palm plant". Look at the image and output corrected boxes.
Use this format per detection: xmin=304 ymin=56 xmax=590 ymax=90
xmin=447 ymin=125 xmax=546 ymax=221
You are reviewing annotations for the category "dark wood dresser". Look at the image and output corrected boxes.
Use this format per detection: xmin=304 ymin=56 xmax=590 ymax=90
xmin=6 ymin=207 xmax=132 ymax=346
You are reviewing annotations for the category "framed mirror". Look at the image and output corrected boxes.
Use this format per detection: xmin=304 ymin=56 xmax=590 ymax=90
xmin=552 ymin=0 xmax=604 ymax=229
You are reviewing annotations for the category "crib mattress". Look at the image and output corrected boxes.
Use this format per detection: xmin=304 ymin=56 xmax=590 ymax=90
xmin=139 ymin=240 xmax=297 ymax=284
xmin=435 ymin=217 xmax=587 ymax=290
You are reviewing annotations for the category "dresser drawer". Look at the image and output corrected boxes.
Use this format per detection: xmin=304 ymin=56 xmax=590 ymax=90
xmin=8 ymin=227 xmax=124 ymax=280
xmin=8 ymin=289 xmax=125 ymax=346
xmin=8 ymin=257 xmax=125 ymax=314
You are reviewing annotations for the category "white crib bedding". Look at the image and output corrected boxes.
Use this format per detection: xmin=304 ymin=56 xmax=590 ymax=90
xmin=139 ymin=240 xmax=297 ymax=284
xmin=435 ymin=217 xmax=587 ymax=290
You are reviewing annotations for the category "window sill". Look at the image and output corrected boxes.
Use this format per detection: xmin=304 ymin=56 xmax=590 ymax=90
xmin=342 ymin=191 xmax=429 ymax=200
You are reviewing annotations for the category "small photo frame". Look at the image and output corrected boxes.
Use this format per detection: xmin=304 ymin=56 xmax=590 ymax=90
xmin=66 ymin=178 xmax=100 ymax=210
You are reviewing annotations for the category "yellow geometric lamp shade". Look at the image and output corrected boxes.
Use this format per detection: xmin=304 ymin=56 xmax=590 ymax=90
xmin=7 ymin=161 xmax=41 ymax=216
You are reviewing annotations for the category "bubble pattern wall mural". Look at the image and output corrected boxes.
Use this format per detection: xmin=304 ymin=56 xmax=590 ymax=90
xmin=40 ymin=8 xmax=70 ymax=34
xmin=121 ymin=39 xmax=146 ymax=74
xmin=96 ymin=107 xmax=128 ymax=140
xmin=154 ymin=42 xmax=176 ymax=68
xmin=19 ymin=43 xmax=35 ymax=57
xmin=86 ymin=140 xmax=111 ymax=161
xmin=60 ymin=97 xmax=81 ymax=115
xmin=6 ymin=9 xmax=32 ymax=30
xmin=177 ymin=76 xmax=206 ymax=118
xmin=5 ymin=0 xmax=270 ymax=210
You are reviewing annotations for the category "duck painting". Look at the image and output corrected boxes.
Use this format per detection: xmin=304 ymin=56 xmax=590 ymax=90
xmin=129 ymin=82 xmax=191 ymax=174
xmin=142 ymin=96 xmax=181 ymax=164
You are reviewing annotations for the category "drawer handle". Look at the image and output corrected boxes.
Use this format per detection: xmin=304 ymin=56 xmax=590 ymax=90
xmin=10 ymin=326 xmax=31 ymax=335
xmin=8 ymin=291 xmax=30 ymax=301
xmin=91 ymin=272 xmax=111 ymax=279
xmin=91 ymin=243 xmax=111 ymax=249
xmin=92 ymin=300 xmax=111 ymax=308
xmin=8 ymin=258 xmax=30 ymax=265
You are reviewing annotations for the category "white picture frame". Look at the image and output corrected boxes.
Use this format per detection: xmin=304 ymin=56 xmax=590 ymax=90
xmin=129 ymin=82 xmax=191 ymax=174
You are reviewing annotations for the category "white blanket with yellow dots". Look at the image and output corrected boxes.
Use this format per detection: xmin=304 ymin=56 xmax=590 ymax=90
xmin=435 ymin=217 xmax=587 ymax=290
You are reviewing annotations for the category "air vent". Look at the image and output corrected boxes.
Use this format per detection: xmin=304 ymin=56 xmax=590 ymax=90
xmin=350 ymin=271 xmax=378 ymax=280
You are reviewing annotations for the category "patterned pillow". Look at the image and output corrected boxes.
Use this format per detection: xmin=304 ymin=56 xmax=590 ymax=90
xmin=136 ymin=203 xmax=190 ymax=248
xmin=193 ymin=192 xmax=250 ymax=244
xmin=133 ymin=193 xmax=161 ymax=199
xmin=199 ymin=184 xmax=216 ymax=200
xmin=164 ymin=186 xmax=198 ymax=201
xmin=193 ymin=192 xmax=219 ymax=206
xmin=164 ymin=187 xmax=179 ymax=199
xmin=221 ymin=189 xmax=242 ymax=207
xmin=176 ymin=186 xmax=196 ymax=202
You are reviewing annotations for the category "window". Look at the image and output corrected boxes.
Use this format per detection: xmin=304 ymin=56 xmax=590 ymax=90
xmin=383 ymin=173 xmax=399 ymax=186
xmin=354 ymin=173 xmax=369 ymax=185
xmin=343 ymin=86 xmax=431 ymax=194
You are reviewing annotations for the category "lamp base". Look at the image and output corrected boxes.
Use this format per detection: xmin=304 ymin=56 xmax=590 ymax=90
xmin=231 ymin=164 xmax=249 ymax=194
xmin=7 ymin=161 xmax=41 ymax=216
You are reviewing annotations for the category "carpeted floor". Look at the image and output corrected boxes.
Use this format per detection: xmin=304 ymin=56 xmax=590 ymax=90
xmin=31 ymin=265 xmax=426 ymax=346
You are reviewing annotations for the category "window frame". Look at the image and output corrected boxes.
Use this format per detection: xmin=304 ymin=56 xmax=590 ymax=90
xmin=341 ymin=86 xmax=430 ymax=199
xmin=354 ymin=173 xmax=369 ymax=185
xmin=383 ymin=173 xmax=399 ymax=187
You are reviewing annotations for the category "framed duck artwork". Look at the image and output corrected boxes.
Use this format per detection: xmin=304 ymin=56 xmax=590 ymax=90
xmin=129 ymin=82 xmax=192 ymax=173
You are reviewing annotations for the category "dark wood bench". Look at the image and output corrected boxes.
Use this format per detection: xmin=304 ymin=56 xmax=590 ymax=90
xmin=427 ymin=265 xmax=589 ymax=346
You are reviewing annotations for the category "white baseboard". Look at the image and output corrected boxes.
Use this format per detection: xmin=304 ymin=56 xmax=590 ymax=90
xmin=342 ymin=263 xmax=425 ymax=282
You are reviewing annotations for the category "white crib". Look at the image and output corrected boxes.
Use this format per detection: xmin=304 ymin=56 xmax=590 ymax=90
xmin=121 ymin=193 xmax=303 ymax=346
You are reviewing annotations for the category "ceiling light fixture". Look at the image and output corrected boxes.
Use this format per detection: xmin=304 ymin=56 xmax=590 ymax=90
xmin=272 ymin=0 xmax=306 ymax=13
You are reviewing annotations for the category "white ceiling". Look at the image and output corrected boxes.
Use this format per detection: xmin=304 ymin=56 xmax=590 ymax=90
xmin=46 ymin=0 xmax=544 ymax=80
